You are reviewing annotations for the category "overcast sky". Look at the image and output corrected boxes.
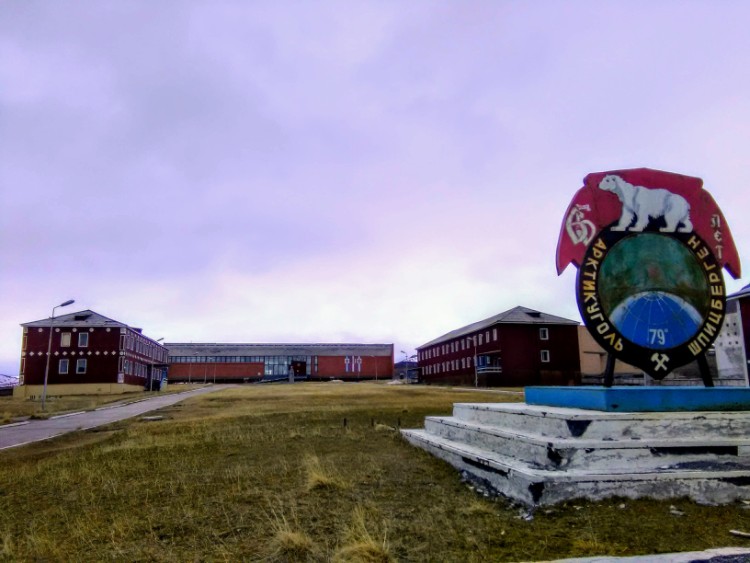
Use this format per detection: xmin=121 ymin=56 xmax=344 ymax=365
xmin=2 ymin=1 xmax=750 ymax=375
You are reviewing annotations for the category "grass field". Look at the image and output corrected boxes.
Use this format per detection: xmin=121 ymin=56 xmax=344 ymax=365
xmin=1 ymin=383 xmax=749 ymax=562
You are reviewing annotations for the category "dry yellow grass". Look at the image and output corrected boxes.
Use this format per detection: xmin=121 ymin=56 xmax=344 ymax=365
xmin=333 ymin=507 xmax=393 ymax=563
xmin=0 ymin=383 xmax=748 ymax=561
xmin=304 ymin=454 xmax=348 ymax=491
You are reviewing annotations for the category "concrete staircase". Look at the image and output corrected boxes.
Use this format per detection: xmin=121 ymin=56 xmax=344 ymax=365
xmin=402 ymin=402 xmax=750 ymax=506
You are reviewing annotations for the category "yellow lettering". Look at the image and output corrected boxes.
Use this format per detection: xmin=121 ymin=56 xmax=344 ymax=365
xmin=696 ymin=247 xmax=709 ymax=260
xmin=687 ymin=235 xmax=700 ymax=250
xmin=708 ymin=272 xmax=721 ymax=284
xmin=711 ymin=285 xmax=724 ymax=296
xmin=711 ymin=298 xmax=723 ymax=311
xmin=688 ymin=340 xmax=702 ymax=356
xmin=582 ymin=280 xmax=596 ymax=292
xmin=596 ymin=322 xmax=610 ymax=334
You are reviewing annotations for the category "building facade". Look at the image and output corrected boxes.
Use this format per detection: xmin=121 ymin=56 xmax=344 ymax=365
xmin=166 ymin=343 xmax=394 ymax=383
xmin=715 ymin=284 xmax=750 ymax=386
xmin=16 ymin=310 xmax=168 ymax=397
xmin=417 ymin=306 xmax=580 ymax=387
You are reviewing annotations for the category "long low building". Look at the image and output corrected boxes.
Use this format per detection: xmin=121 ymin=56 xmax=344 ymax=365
xmin=166 ymin=343 xmax=394 ymax=383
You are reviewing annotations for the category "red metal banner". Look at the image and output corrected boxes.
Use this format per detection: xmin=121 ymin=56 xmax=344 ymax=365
xmin=556 ymin=168 xmax=741 ymax=279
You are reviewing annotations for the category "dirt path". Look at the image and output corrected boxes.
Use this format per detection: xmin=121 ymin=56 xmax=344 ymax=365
xmin=0 ymin=385 xmax=233 ymax=451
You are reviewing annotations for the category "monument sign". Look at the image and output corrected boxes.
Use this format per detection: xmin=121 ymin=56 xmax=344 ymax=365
xmin=556 ymin=168 xmax=741 ymax=383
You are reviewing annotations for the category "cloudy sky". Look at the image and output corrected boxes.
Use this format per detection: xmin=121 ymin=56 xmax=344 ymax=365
xmin=2 ymin=1 xmax=750 ymax=375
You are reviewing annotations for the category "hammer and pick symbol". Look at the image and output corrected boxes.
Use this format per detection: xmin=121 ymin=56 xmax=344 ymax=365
xmin=651 ymin=353 xmax=669 ymax=372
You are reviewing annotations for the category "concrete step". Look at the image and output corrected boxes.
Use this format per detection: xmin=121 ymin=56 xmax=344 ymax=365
xmin=425 ymin=416 xmax=750 ymax=472
xmin=453 ymin=402 xmax=750 ymax=441
xmin=402 ymin=428 xmax=750 ymax=506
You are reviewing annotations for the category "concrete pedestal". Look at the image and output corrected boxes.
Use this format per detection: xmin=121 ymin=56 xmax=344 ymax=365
xmin=402 ymin=400 xmax=750 ymax=506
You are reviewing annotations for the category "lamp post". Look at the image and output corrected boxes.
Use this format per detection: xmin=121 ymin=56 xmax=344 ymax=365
xmin=42 ymin=299 xmax=75 ymax=411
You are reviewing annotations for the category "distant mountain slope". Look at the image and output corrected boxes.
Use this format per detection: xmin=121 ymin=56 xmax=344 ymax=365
xmin=0 ymin=374 xmax=19 ymax=387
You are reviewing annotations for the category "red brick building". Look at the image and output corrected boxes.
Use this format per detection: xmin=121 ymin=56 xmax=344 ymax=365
xmin=417 ymin=306 xmax=581 ymax=387
xmin=17 ymin=310 xmax=168 ymax=396
xmin=166 ymin=343 xmax=394 ymax=383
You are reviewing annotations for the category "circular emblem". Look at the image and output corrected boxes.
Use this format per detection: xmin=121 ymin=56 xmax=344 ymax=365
xmin=576 ymin=227 xmax=725 ymax=378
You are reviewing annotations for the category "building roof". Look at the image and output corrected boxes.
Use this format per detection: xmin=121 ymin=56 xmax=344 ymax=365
xmin=22 ymin=309 xmax=129 ymax=329
xmin=417 ymin=306 xmax=579 ymax=349
xmin=21 ymin=309 xmax=160 ymax=340
xmin=165 ymin=342 xmax=394 ymax=357
xmin=728 ymin=283 xmax=750 ymax=301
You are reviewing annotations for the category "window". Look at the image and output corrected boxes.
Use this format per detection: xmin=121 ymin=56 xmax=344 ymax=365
xmin=485 ymin=331 xmax=490 ymax=343
xmin=478 ymin=334 xmax=483 ymax=345
xmin=78 ymin=332 xmax=89 ymax=347
xmin=76 ymin=359 xmax=87 ymax=374
xmin=540 ymin=327 xmax=549 ymax=340
xmin=493 ymin=328 xmax=497 ymax=341
xmin=59 ymin=359 xmax=69 ymax=374
xmin=60 ymin=333 xmax=71 ymax=347
xmin=541 ymin=350 xmax=550 ymax=363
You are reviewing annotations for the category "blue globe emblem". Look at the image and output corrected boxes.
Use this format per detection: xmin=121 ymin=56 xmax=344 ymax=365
xmin=609 ymin=290 xmax=703 ymax=349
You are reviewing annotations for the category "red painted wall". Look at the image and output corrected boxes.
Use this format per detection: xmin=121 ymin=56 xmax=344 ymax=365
xmin=418 ymin=324 xmax=580 ymax=387
xmin=169 ymin=363 xmax=264 ymax=381
xmin=21 ymin=324 xmax=168 ymax=387
xmin=314 ymin=355 xmax=393 ymax=379
xmin=22 ymin=326 xmax=123 ymax=385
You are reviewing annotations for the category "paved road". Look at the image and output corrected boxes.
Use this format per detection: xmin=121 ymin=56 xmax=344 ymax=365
xmin=0 ymin=385 xmax=232 ymax=451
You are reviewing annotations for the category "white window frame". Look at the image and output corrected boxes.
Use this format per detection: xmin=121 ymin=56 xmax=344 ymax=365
xmin=59 ymin=359 xmax=69 ymax=374
xmin=78 ymin=332 xmax=89 ymax=347
xmin=541 ymin=350 xmax=550 ymax=363
xmin=60 ymin=333 xmax=71 ymax=347
xmin=76 ymin=358 xmax=87 ymax=374
xmin=540 ymin=327 xmax=549 ymax=341
xmin=493 ymin=328 xmax=498 ymax=341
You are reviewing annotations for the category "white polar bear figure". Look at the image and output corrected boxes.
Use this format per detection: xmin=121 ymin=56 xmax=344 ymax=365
xmin=598 ymin=174 xmax=693 ymax=233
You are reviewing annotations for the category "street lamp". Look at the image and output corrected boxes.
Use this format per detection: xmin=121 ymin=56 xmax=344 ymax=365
xmin=42 ymin=299 xmax=75 ymax=410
